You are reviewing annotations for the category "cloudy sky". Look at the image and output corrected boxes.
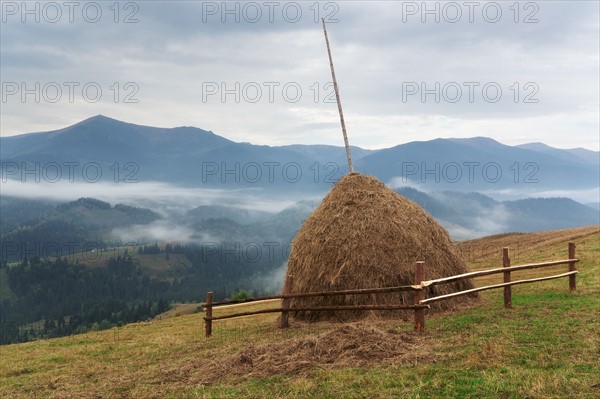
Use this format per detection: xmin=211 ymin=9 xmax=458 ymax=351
xmin=1 ymin=1 xmax=598 ymax=150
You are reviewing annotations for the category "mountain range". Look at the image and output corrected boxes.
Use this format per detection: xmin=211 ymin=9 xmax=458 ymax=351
xmin=1 ymin=115 xmax=598 ymax=196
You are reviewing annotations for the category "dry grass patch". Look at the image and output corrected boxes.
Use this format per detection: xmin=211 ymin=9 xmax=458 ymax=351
xmin=164 ymin=322 xmax=443 ymax=385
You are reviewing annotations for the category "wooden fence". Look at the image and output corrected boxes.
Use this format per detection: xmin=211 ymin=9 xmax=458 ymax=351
xmin=202 ymin=243 xmax=579 ymax=337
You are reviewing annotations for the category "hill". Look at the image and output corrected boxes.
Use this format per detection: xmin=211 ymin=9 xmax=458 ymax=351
xmin=0 ymin=197 xmax=58 ymax=236
xmin=0 ymin=226 xmax=598 ymax=398
xmin=0 ymin=197 xmax=160 ymax=262
xmin=396 ymin=188 xmax=599 ymax=238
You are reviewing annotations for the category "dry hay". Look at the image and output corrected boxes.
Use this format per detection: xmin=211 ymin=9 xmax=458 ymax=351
xmin=163 ymin=323 xmax=442 ymax=384
xmin=285 ymin=173 xmax=477 ymax=321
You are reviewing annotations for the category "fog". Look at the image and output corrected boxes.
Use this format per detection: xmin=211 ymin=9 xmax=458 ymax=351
xmin=440 ymin=210 xmax=511 ymax=241
xmin=1 ymin=178 xmax=301 ymax=215
xmin=388 ymin=177 xmax=600 ymax=205
xmin=482 ymin=187 xmax=600 ymax=205
xmin=248 ymin=261 xmax=288 ymax=295
xmin=109 ymin=221 xmax=203 ymax=245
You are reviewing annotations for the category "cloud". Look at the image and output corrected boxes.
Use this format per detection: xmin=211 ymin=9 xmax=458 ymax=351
xmin=246 ymin=261 xmax=287 ymax=295
xmin=1 ymin=1 xmax=598 ymax=150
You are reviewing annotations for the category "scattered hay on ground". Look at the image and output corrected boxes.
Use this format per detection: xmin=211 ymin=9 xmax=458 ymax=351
xmin=162 ymin=322 xmax=443 ymax=385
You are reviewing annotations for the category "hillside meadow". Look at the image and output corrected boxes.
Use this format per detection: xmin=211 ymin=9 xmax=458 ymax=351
xmin=0 ymin=226 xmax=598 ymax=398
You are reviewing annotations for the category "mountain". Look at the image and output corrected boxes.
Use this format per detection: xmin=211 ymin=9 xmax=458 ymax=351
xmin=357 ymin=137 xmax=598 ymax=192
xmin=0 ymin=115 xmax=337 ymax=191
xmin=0 ymin=115 xmax=233 ymax=161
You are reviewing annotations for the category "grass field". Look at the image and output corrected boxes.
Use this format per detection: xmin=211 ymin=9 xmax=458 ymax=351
xmin=0 ymin=226 xmax=598 ymax=398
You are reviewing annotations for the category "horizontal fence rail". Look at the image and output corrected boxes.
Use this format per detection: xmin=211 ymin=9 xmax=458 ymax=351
xmin=202 ymin=242 xmax=579 ymax=337
xmin=420 ymin=271 xmax=579 ymax=304
xmin=203 ymin=284 xmax=420 ymax=307
xmin=206 ymin=304 xmax=430 ymax=322
xmin=421 ymin=259 xmax=579 ymax=287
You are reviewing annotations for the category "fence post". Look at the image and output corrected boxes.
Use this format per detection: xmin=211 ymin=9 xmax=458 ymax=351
xmin=503 ymin=247 xmax=511 ymax=308
xmin=414 ymin=261 xmax=425 ymax=332
xmin=568 ymin=242 xmax=576 ymax=291
xmin=205 ymin=291 xmax=213 ymax=338
xmin=278 ymin=275 xmax=293 ymax=329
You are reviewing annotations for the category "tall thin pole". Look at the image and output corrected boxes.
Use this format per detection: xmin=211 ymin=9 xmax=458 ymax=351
xmin=322 ymin=18 xmax=354 ymax=173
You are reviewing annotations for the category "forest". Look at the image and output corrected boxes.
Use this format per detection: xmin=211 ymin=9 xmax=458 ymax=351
xmin=0 ymin=241 xmax=285 ymax=344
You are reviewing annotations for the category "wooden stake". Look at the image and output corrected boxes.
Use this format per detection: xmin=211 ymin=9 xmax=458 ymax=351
xmin=414 ymin=261 xmax=425 ymax=332
xmin=568 ymin=242 xmax=576 ymax=291
xmin=322 ymin=18 xmax=354 ymax=173
xmin=278 ymin=275 xmax=293 ymax=328
xmin=205 ymin=291 xmax=213 ymax=338
xmin=503 ymin=247 xmax=511 ymax=308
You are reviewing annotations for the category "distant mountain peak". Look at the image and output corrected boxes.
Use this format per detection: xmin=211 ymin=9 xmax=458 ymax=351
xmin=73 ymin=114 xmax=137 ymax=128
xmin=517 ymin=142 xmax=554 ymax=150
xmin=448 ymin=136 xmax=503 ymax=146
xmin=89 ymin=114 xmax=110 ymax=120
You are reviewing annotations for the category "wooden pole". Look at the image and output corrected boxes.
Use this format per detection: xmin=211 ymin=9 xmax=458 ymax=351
xmin=205 ymin=291 xmax=213 ymax=338
xmin=278 ymin=275 xmax=293 ymax=328
xmin=414 ymin=261 xmax=425 ymax=332
xmin=322 ymin=18 xmax=354 ymax=173
xmin=568 ymin=242 xmax=576 ymax=291
xmin=503 ymin=247 xmax=511 ymax=308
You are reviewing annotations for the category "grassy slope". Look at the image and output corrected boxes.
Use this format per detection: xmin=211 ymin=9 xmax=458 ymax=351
xmin=0 ymin=226 xmax=598 ymax=399
xmin=53 ymin=246 xmax=192 ymax=278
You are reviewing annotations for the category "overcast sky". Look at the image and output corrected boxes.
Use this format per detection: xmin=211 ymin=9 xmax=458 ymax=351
xmin=1 ymin=1 xmax=598 ymax=150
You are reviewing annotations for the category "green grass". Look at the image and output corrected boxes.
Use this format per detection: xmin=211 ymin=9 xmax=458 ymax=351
xmin=0 ymin=226 xmax=598 ymax=399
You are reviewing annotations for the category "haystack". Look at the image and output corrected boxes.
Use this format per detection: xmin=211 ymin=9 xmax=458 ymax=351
xmin=285 ymin=173 xmax=476 ymax=321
